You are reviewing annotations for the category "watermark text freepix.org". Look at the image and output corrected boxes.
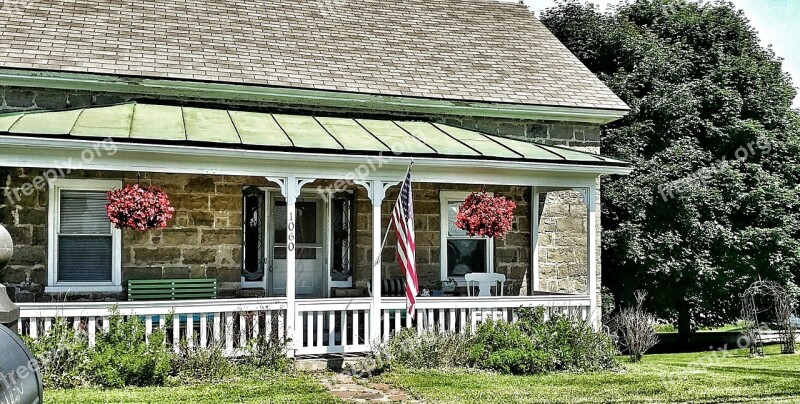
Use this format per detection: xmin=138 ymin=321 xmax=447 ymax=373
xmin=3 ymin=137 xmax=117 ymax=206
xmin=658 ymin=138 xmax=772 ymax=202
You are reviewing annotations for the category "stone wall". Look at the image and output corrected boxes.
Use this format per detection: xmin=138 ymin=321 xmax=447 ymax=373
xmin=537 ymin=190 xmax=588 ymax=294
xmin=0 ymin=168 xmax=276 ymax=301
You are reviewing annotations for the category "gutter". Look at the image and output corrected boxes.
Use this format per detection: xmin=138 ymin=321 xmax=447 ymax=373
xmin=0 ymin=135 xmax=634 ymax=177
xmin=0 ymin=68 xmax=629 ymax=124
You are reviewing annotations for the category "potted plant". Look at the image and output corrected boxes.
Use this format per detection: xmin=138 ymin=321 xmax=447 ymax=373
xmin=455 ymin=191 xmax=516 ymax=239
xmin=106 ymin=184 xmax=175 ymax=231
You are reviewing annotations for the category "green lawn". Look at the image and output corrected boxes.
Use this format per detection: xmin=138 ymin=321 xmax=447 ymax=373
xmin=377 ymin=345 xmax=800 ymax=403
xmin=45 ymin=371 xmax=341 ymax=404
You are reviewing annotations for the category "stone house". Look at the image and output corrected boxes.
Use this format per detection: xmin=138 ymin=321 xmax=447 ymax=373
xmin=0 ymin=0 xmax=629 ymax=355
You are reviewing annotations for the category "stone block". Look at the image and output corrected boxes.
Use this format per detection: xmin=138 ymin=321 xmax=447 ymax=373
xmin=6 ymin=225 xmax=31 ymax=246
xmin=32 ymin=226 xmax=47 ymax=246
xmin=210 ymin=195 xmax=241 ymax=211
xmin=163 ymin=266 xmax=191 ymax=279
xmin=66 ymin=93 xmax=94 ymax=108
xmin=10 ymin=246 xmax=45 ymax=265
xmin=170 ymin=193 xmax=209 ymax=210
xmin=158 ymin=228 xmax=201 ymax=245
xmin=124 ymin=266 xmax=163 ymax=280
xmin=189 ymin=266 xmax=207 ymax=279
xmin=183 ymin=247 xmax=218 ymax=265
xmin=215 ymin=183 xmax=244 ymax=194
xmin=186 ymin=175 xmax=217 ymax=193
xmin=35 ymin=92 xmax=69 ymax=109
xmin=133 ymin=247 xmax=182 ymax=263
xmin=4 ymin=90 xmax=36 ymax=108
xmin=206 ymin=266 xmax=241 ymax=283
xmin=124 ymin=229 xmax=152 ymax=246
xmin=189 ymin=211 xmax=215 ymax=227
xmin=16 ymin=207 xmax=46 ymax=225
xmin=200 ymin=229 xmax=241 ymax=245
xmin=525 ymin=123 xmax=549 ymax=139
xmin=1 ymin=267 xmax=28 ymax=284
xmin=495 ymin=248 xmax=518 ymax=263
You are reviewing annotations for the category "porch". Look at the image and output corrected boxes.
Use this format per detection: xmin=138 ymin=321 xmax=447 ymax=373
xmin=16 ymin=294 xmax=592 ymax=356
xmin=0 ymin=103 xmax=631 ymax=355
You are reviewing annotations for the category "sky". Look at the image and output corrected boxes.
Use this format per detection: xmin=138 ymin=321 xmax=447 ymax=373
xmin=524 ymin=0 xmax=800 ymax=107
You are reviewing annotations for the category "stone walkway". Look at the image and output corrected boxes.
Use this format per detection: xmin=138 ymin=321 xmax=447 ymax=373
xmin=320 ymin=372 xmax=422 ymax=403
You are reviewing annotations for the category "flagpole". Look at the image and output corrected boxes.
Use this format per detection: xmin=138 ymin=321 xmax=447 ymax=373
xmin=372 ymin=161 xmax=413 ymax=271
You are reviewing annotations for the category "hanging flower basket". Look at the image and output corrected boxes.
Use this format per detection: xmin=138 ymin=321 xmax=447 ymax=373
xmin=106 ymin=184 xmax=175 ymax=231
xmin=455 ymin=191 xmax=516 ymax=239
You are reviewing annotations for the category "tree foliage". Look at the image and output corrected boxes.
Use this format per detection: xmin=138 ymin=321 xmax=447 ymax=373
xmin=541 ymin=0 xmax=800 ymax=337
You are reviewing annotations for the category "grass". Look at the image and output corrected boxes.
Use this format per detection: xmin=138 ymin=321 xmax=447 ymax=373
xmin=376 ymin=345 xmax=800 ymax=403
xmin=655 ymin=321 xmax=747 ymax=333
xmin=45 ymin=370 xmax=342 ymax=404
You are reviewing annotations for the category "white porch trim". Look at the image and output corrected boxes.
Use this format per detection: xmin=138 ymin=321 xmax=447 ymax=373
xmin=16 ymin=295 xmax=592 ymax=356
xmin=0 ymin=136 xmax=631 ymax=185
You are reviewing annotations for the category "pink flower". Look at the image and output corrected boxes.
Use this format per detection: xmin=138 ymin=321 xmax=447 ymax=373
xmin=454 ymin=192 xmax=516 ymax=239
xmin=106 ymin=184 xmax=175 ymax=231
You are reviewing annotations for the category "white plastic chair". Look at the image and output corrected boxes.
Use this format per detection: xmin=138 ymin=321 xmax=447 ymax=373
xmin=465 ymin=273 xmax=506 ymax=297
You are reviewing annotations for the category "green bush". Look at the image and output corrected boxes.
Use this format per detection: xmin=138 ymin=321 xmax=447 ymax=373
xmin=370 ymin=328 xmax=470 ymax=372
xmin=89 ymin=312 xmax=172 ymax=388
xmin=242 ymin=334 xmax=293 ymax=372
xmin=468 ymin=321 xmax=550 ymax=374
xmin=467 ymin=307 xmax=618 ymax=374
xmin=22 ymin=318 xmax=92 ymax=389
xmin=172 ymin=343 xmax=233 ymax=382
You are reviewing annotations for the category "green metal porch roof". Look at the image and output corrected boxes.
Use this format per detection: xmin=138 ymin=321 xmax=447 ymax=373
xmin=0 ymin=103 xmax=628 ymax=167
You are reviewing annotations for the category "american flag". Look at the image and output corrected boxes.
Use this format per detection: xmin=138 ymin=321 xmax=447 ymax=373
xmin=392 ymin=165 xmax=418 ymax=318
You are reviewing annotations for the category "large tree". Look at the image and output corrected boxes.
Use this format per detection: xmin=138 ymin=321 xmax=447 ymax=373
xmin=541 ymin=0 xmax=800 ymax=341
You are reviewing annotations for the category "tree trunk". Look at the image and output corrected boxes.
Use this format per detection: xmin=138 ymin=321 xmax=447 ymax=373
xmin=677 ymin=297 xmax=691 ymax=346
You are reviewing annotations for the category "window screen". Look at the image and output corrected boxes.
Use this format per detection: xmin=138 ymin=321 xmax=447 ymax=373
xmin=57 ymin=190 xmax=113 ymax=282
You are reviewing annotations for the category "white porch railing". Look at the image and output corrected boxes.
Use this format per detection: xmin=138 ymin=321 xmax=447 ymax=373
xmin=294 ymin=298 xmax=372 ymax=356
xmin=17 ymin=295 xmax=592 ymax=356
xmin=17 ymin=298 xmax=287 ymax=356
xmin=380 ymin=295 xmax=593 ymax=342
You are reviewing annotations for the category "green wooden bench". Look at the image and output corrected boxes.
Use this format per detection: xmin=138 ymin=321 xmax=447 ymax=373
xmin=128 ymin=279 xmax=217 ymax=301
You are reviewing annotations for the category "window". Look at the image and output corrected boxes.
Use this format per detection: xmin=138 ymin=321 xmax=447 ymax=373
xmin=439 ymin=191 xmax=494 ymax=282
xmin=47 ymin=179 xmax=122 ymax=292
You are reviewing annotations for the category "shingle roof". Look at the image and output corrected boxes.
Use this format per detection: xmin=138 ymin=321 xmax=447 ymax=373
xmin=0 ymin=0 xmax=628 ymax=111
xmin=0 ymin=103 xmax=629 ymax=166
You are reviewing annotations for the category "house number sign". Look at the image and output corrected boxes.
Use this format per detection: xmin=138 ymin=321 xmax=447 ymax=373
xmin=287 ymin=211 xmax=295 ymax=252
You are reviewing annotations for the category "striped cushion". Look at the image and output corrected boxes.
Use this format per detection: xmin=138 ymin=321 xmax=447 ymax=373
xmin=366 ymin=278 xmax=406 ymax=297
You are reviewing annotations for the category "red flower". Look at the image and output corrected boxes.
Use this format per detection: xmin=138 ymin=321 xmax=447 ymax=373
xmin=454 ymin=192 xmax=516 ymax=239
xmin=106 ymin=184 xmax=175 ymax=231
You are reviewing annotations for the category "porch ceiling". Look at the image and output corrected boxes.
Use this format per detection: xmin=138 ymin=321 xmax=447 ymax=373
xmin=0 ymin=102 xmax=628 ymax=167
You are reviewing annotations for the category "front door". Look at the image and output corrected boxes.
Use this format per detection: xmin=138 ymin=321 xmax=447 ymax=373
xmin=269 ymin=195 xmax=325 ymax=298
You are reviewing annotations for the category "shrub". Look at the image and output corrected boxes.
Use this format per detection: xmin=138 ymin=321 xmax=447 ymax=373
xmin=371 ymin=328 xmax=470 ymax=372
xmin=468 ymin=307 xmax=618 ymax=374
xmin=23 ymin=318 xmax=92 ymax=389
xmin=89 ymin=311 xmax=172 ymax=388
xmin=242 ymin=334 xmax=293 ymax=372
xmin=468 ymin=320 xmax=547 ymax=374
xmin=172 ymin=342 xmax=233 ymax=382
xmin=613 ymin=291 xmax=659 ymax=362
xmin=519 ymin=307 xmax=618 ymax=372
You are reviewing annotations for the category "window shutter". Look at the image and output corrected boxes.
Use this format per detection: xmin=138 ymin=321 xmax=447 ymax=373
xmin=57 ymin=190 xmax=114 ymax=283
xmin=59 ymin=191 xmax=111 ymax=235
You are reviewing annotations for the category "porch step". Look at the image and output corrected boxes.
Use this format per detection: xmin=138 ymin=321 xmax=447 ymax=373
xmin=295 ymin=354 xmax=368 ymax=372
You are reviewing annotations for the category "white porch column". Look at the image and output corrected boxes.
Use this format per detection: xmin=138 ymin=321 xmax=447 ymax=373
xmin=267 ymin=176 xmax=314 ymax=355
xmin=530 ymin=187 xmax=540 ymax=293
xmin=369 ymin=181 xmax=390 ymax=345
xmin=586 ymin=183 xmax=599 ymax=329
